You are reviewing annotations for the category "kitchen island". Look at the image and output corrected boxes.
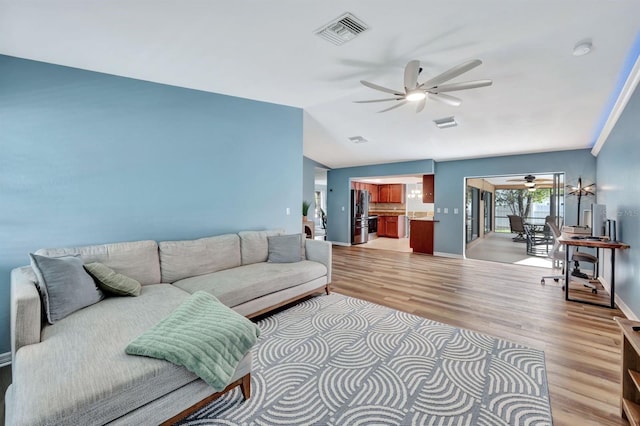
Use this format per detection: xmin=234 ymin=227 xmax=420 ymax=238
xmin=409 ymin=218 xmax=437 ymax=254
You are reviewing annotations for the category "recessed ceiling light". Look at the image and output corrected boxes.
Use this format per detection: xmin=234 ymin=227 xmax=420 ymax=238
xmin=573 ymin=40 xmax=593 ymax=56
xmin=349 ymin=136 xmax=368 ymax=143
xmin=433 ymin=117 xmax=457 ymax=129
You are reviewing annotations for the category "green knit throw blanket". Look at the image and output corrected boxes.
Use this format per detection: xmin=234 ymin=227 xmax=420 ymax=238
xmin=125 ymin=291 xmax=260 ymax=391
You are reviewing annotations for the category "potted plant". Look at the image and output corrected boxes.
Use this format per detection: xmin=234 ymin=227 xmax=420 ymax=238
xmin=302 ymin=200 xmax=311 ymax=221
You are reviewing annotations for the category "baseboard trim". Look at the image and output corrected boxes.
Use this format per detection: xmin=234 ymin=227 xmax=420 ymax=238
xmin=0 ymin=352 xmax=11 ymax=367
xmin=597 ymin=277 xmax=638 ymax=320
xmin=434 ymin=252 xmax=464 ymax=259
xmin=330 ymin=241 xmax=351 ymax=247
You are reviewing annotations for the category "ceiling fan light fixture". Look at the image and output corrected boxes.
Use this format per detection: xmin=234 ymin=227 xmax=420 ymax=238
xmin=406 ymin=90 xmax=426 ymax=102
xmin=527 ymin=186 xmax=536 ymax=192
xmin=524 ymin=181 xmax=536 ymax=187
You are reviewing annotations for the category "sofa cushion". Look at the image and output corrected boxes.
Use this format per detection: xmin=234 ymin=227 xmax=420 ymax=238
xmin=267 ymin=234 xmax=303 ymax=263
xmin=158 ymin=234 xmax=241 ymax=283
xmin=84 ymin=262 xmax=142 ymax=296
xmin=35 ymin=240 xmax=161 ymax=285
xmin=29 ymin=254 xmax=104 ymax=324
xmin=11 ymin=284 xmax=195 ymax=426
xmin=172 ymin=260 xmax=328 ymax=307
xmin=238 ymin=229 xmax=284 ymax=265
xmin=126 ymin=291 xmax=260 ymax=391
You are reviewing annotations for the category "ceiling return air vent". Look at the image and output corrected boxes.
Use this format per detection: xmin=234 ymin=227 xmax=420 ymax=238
xmin=434 ymin=117 xmax=458 ymax=129
xmin=315 ymin=13 xmax=369 ymax=46
xmin=349 ymin=136 xmax=368 ymax=144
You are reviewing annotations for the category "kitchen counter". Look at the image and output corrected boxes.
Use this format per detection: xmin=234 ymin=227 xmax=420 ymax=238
xmin=369 ymin=211 xmax=405 ymax=216
xmin=408 ymin=218 xmax=439 ymax=222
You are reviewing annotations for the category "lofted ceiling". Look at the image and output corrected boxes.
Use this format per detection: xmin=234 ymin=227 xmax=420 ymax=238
xmin=1 ymin=1 xmax=639 ymax=169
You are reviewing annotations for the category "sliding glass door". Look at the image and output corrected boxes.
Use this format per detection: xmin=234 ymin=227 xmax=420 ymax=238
xmin=466 ymin=186 xmax=480 ymax=243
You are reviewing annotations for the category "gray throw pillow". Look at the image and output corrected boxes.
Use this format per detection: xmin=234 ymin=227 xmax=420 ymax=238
xmin=29 ymin=253 xmax=104 ymax=324
xmin=84 ymin=262 xmax=141 ymax=297
xmin=267 ymin=234 xmax=303 ymax=263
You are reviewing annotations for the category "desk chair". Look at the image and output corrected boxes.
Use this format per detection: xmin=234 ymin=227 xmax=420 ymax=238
xmin=540 ymin=221 xmax=599 ymax=294
xmin=541 ymin=221 xmax=566 ymax=287
xmin=508 ymin=215 xmax=526 ymax=242
xmin=572 ymin=249 xmax=599 ymax=294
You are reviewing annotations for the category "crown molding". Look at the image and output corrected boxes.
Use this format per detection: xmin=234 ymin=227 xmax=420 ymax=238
xmin=592 ymin=54 xmax=640 ymax=156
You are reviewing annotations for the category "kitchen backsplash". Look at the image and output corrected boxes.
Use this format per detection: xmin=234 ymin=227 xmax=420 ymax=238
xmin=370 ymin=202 xmax=406 ymax=211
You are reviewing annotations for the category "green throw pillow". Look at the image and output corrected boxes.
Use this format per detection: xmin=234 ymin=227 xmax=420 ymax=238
xmin=125 ymin=291 xmax=260 ymax=391
xmin=84 ymin=262 xmax=141 ymax=296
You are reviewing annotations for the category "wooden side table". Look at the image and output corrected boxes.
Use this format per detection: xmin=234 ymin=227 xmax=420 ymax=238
xmin=615 ymin=317 xmax=640 ymax=425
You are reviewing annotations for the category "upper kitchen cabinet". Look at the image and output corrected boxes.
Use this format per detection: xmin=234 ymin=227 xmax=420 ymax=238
xmin=378 ymin=184 xmax=405 ymax=203
xmin=368 ymin=184 xmax=379 ymax=202
xmin=422 ymin=175 xmax=435 ymax=203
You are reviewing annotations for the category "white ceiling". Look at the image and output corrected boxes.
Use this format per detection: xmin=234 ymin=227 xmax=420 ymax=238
xmin=2 ymin=1 xmax=639 ymax=169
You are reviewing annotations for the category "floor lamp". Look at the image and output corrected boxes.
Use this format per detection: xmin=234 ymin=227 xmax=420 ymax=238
xmin=567 ymin=177 xmax=596 ymax=225
xmin=566 ymin=177 xmax=596 ymax=277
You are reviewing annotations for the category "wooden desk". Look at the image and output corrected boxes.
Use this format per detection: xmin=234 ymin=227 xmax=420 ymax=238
xmin=558 ymin=237 xmax=630 ymax=308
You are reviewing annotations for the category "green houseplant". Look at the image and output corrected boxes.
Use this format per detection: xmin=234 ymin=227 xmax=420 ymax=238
xmin=302 ymin=200 xmax=311 ymax=220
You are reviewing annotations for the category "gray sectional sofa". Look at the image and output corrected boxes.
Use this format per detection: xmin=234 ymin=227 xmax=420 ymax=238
xmin=5 ymin=230 xmax=332 ymax=425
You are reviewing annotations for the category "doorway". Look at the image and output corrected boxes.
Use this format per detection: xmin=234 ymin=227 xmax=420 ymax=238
xmin=464 ymin=173 xmax=564 ymax=266
xmin=314 ymin=168 xmax=328 ymax=240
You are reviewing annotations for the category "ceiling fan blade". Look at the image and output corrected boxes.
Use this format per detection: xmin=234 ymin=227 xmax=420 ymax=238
xmin=354 ymin=97 xmax=405 ymax=103
xmin=420 ymin=59 xmax=483 ymax=88
xmin=378 ymin=100 xmax=408 ymax=113
xmin=428 ymin=93 xmax=462 ymax=107
xmin=415 ymin=97 xmax=426 ymax=113
xmin=427 ymin=79 xmax=493 ymax=93
xmin=404 ymin=60 xmax=421 ymax=91
xmin=360 ymin=80 xmax=404 ymax=96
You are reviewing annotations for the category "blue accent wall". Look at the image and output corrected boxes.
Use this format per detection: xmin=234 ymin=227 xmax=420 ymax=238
xmin=0 ymin=55 xmax=303 ymax=353
xmin=326 ymin=160 xmax=435 ymax=243
xmin=596 ymin=82 xmax=640 ymax=318
xmin=434 ymin=150 xmax=596 ymax=255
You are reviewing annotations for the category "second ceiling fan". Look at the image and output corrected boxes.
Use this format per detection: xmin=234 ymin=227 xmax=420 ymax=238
xmin=355 ymin=59 xmax=492 ymax=113
xmin=507 ymin=175 xmax=553 ymax=189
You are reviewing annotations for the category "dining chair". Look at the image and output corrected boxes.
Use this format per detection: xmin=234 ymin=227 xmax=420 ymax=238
xmin=507 ymin=215 xmax=526 ymax=242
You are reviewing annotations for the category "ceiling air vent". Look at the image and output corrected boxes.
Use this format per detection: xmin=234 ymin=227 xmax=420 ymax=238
xmin=315 ymin=13 xmax=369 ymax=46
xmin=349 ymin=136 xmax=368 ymax=144
xmin=434 ymin=117 xmax=458 ymax=129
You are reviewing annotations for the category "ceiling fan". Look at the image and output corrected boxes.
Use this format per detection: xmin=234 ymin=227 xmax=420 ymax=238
xmin=354 ymin=59 xmax=492 ymax=113
xmin=506 ymin=175 xmax=553 ymax=189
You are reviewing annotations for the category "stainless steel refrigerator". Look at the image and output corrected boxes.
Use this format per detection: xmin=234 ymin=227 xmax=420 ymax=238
xmin=351 ymin=189 xmax=370 ymax=244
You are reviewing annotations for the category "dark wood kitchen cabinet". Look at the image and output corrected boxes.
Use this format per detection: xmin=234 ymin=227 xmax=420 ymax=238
xmin=368 ymin=184 xmax=379 ymax=202
xmin=410 ymin=219 xmax=434 ymax=254
xmin=422 ymin=175 xmax=435 ymax=203
xmin=378 ymin=215 xmax=405 ymax=238
xmin=378 ymin=184 xmax=405 ymax=203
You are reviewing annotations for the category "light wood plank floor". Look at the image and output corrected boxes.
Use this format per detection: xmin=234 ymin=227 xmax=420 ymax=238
xmin=0 ymin=246 xmax=625 ymax=425
xmin=331 ymin=245 xmax=627 ymax=426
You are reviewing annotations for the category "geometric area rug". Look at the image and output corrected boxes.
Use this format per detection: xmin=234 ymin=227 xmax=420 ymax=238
xmin=180 ymin=293 xmax=552 ymax=426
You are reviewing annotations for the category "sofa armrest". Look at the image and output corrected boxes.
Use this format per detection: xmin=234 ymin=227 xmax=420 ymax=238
xmin=304 ymin=240 xmax=332 ymax=283
xmin=11 ymin=266 xmax=42 ymax=363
